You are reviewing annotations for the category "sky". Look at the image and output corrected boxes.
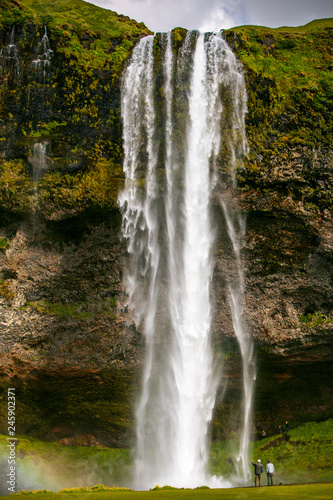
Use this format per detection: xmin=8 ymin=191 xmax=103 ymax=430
xmin=87 ymin=0 xmax=333 ymax=33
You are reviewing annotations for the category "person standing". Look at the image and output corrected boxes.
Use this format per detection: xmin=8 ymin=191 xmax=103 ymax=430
xmin=251 ymin=459 xmax=263 ymax=487
xmin=266 ymin=459 xmax=275 ymax=486
xmin=286 ymin=421 xmax=289 ymax=432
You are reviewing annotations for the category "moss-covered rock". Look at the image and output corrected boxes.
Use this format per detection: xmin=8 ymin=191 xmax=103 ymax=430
xmin=0 ymin=0 xmax=151 ymax=219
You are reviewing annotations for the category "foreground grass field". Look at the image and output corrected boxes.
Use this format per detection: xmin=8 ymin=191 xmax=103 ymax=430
xmin=11 ymin=484 xmax=333 ymax=500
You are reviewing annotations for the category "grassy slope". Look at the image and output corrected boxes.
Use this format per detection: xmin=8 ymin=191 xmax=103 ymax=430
xmin=0 ymin=0 xmax=152 ymax=74
xmin=0 ymin=0 xmax=152 ymax=37
xmin=0 ymin=434 xmax=132 ymax=490
xmin=0 ymin=420 xmax=332 ymax=490
xmin=227 ymin=18 xmax=333 ymax=145
xmin=210 ymin=419 xmax=333 ymax=484
xmin=222 ymin=18 xmax=333 ymax=212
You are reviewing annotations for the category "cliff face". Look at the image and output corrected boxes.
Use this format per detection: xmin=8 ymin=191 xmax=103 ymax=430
xmin=0 ymin=0 xmax=149 ymax=447
xmin=0 ymin=0 xmax=332 ymax=446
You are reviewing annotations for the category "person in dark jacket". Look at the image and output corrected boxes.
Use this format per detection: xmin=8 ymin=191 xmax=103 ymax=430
xmin=251 ymin=459 xmax=263 ymax=487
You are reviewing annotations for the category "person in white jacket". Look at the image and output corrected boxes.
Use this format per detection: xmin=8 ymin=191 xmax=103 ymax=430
xmin=266 ymin=459 xmax=275 ymax=486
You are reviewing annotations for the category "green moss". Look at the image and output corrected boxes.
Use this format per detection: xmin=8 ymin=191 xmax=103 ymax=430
xmin=0 ymin=237 xmax=10 ymax=253
xmin=26 ymin=300 xmax=94 ymax=320
xmin=0 ymin=159 xmax=32 ymax=213
xmin=171 ymin=27 xmax=188 ymax=52
xmin=0 ymin=279 xmax=15 ymax=299
xmin=37 ymin=158 xmax=124 ymax=218
xmin=0 ymin=0 xmax=151 ymax=219
xmin=225 ymin=19 xmax=333 ymax=214
xmin=25 ymin=296 xmax=119 ymax=320
xmin=299 ymin=312 xmax=331 ymax=326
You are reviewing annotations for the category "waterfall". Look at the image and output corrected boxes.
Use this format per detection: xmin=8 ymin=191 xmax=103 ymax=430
xmin=0 ymin=26 xmax=20 ymax=81
xmin=119 ymin=30 xmax=252 ymax=489
xmin=30 ymin=142 xmax=49 ymax=182
xmin=32 ymin=27 xmax=53 ymax=82
xmin=221 ymin=201 xmax=255 ymax=482
xmin=7 ymin=25 xmax=17 ymax=58
xmin=29 ymin=142 xmax=49 ymax=208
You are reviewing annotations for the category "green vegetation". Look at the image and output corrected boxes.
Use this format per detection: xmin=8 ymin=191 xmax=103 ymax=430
xmin=57 ymin=486 xmax=133 ymax=493
xmin=225 ymin=18 xmax=333 ymax=211
xmin=299 ymin=312 xmax=331 ymax=326
xmin=0 ymin=0 xmax=152 ymax=77
xmin=25 ymin=297 xmax=117 ymax=320
xmin=38 ymin=159 xmax=124 ymax=217
xmin=226 ymin=19 xmax=333 ymax=147
xmin=20 ymin=0 xmax=150 ymax=36
xmin=0 ymin=159 xmax=32 ymax=214
xmin=0 ymin=420 xmax=331 ymax=492
xmin=210 ymin=419 xmax=333 ymax=484
xmin=0 ymin=237 xmax=10 ymax=253
xmin=0 ymin=434 xmax=132 ymax=489
xmin=0 ymin=0 xmax=152 ymax=48
xmin=0 ymin=0 xmax=150 ymax=219
xmin=26 ymin=300 xmax=94 ymax=320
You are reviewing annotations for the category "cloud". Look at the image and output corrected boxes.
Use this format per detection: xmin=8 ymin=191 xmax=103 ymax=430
xmin=88 ymin=0 xmax=333 ymax=32
xmin=90 ymin=0 xmax=249 ymax=31
xmin=199 ymin=1 xmax=249 ymax=32
xmin=247 ymin=0 xmax=333 ymax=28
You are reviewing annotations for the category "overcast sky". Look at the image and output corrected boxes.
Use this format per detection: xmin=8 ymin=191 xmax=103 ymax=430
xmin=87 ymin=0 xmax=333 ymax=33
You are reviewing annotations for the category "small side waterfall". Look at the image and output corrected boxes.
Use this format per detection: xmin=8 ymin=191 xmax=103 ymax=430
xmin=221 ymin=201 xmax=255 ymax=482
xmin=0 ymin=26 xmax=20 ymax=81
xmin=29 ymin=142 xmax=49 ymax=208
xmin=32 ymin=27 xmax=53 ymax=82
xmin=120 ymin=30 xmax=253 ymax=489
xmin=30 ymin=142 xmax=49 ymax=182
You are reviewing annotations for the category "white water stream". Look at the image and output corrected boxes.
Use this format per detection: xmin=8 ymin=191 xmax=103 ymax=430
xmin=0 ymin=26 xmax=20 ymax=81
xmin=33 ymin=27 xmax=53 ymax=82
xmin=119 ymin=31 xmax=253 ymax=489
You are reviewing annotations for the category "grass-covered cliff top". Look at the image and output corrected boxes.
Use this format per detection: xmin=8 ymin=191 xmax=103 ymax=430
xmin=0 ymin=0 xmax=153 ymax=220
xmin=235 ymin=17 xmax=333 ymax=33
xmin=222 ymin=18 xmax=333 ymax=208
xmin=225 ymin=18 xmax=333 ymax=148
xmin=0 ymin=0 xmax=152 ymax=38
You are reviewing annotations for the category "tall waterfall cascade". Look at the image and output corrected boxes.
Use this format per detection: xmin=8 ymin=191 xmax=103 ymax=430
xmin=119 ymin=30 xmax=254 ymax=489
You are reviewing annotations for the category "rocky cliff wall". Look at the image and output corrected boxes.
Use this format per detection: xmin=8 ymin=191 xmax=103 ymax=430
xmin=0 ymin=1 xmax=332 ymax=446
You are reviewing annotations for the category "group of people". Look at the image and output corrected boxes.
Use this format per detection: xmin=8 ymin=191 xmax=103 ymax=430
xmin=251 ymin=459 xmax=275 ymax=487
xmin=261 ymin=421 xmax=289 ymax=439
xmin=252 ymin=421 xmax=291 ymax=486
